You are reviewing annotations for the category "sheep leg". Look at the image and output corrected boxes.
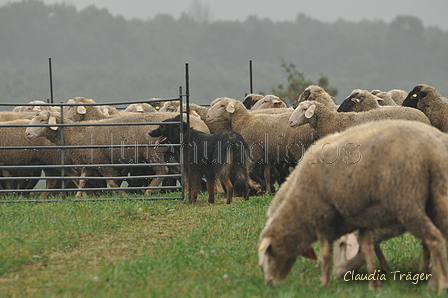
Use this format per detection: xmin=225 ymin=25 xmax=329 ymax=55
xmin=75 ymin=168 xmax=88 ymax=197
xmin=144 ymin=165 xmax=168 ymax=195
xmin=418 ymin=241 xmax=430 ymax=274
xmin=402 ymin=212 xmax=448 ymax=294
xmin=264 ymin=163 xmax=273 ymax=193
xmin=359 ymin=229 xmax=382 ymax=290
xmin=318 ymin=234 xmax=332 ymax=288
xmin=373 ymin=242 xmax=390 ymax=272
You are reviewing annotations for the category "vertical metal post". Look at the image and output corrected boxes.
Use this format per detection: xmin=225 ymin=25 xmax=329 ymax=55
xmin=185 ymin=63 xmax=191 ymax=202
xmin=60 ymin=102 xmax=66 ymax=197
xmin=249 ymin=60 xmax=253 ymax=94
xmin=179 ymin=86 xmax=185 ymax=201
xmin=49 ymin=58 xmax=54 ymax=104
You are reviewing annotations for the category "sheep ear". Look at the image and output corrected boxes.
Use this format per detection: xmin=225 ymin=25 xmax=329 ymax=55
xmin=345 ymin=233 xmax=360 ymax=260
xmin=226 ymin=103 xmax=236 ymax=113
xmin=136 ymin=105 xmax=144 ymax=112
xmin=77 ymin=106 xmax=87 ymax=114
xmin=258 ymin=237 xmax=272 ymax=266
xmin=48 ymin=116 xmax=58 ymax=130
xmin=304 ymin=104 xmax=316 ymax=118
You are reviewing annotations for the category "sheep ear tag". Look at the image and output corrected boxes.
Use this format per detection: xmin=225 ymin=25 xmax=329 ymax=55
xmin=345 ymin=233 xmax=360 ymax=260
xmin=77 ymin=106 xmax=87 ymax=114
xmin=301 ymin=247 xmax=318 ymax=260
xmin=305 ymin=104 xmax=316 ymax=118
xmin=48 ymin=116 xmax=58 ymax=130
xmin=258 ymin=237 xmax=272 ymax=266
xmin=226 ymin=103 xmax=236 ymax=113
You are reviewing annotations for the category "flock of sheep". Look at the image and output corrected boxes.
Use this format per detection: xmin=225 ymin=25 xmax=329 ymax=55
xmin=3 ymin=82 xmax=448 ymax=292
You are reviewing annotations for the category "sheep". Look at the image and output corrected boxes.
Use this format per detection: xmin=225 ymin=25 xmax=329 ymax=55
xmin=402 ymin=84 xmax=448 ymax=132
xmin=370 ymin=90 xmax=399 ymax=106
xmin=250 ymin=95 xmax=287 ymax=110
xmin=206 ymin=97 xmax=316 ymax=193
xmin=387 ymin=89 xmax=408 ymax=105
xmin=289 ymin=99 xmax=431 ymax=138
xmin=63 ymin=97 xmax=119 ymax=122
xmin=292 ymin=85 xmax=338 ymax=110
xmin=337 ymin=90 xmax=410 ymax=112
xmin=242 ymin=94 xmax=265 ymax=109
xmin=25 ymin=110 xmax=210 ymax=196
xmin=99 ymin=105 xmax=120 ymax=115
xmin=12 ymin=100 xmax=48 ymax=113
xmin=147 ymin=98 xmax=163 ymax=111
xmin=258 ymin=119 xmax=448 ymax=292
xmin=123 ymin=103 xmax=157 ymax=113
xmin=159 ymin=100 xmax=232 ymax=134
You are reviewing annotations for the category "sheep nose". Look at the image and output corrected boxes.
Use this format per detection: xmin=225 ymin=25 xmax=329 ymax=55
xmin=205 ymin=115 xmax=212 ymax=122
xmin=25 ymin=131 xmax=33 ymax=139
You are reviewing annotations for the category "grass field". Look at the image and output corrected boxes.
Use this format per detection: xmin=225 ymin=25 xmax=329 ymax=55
xmin=0 ymin=192 xmax=440 ymax=297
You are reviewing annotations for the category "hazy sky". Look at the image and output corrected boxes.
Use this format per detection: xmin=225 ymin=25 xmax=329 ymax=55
xmin=1 ymin=0 xmax=448 ymax=30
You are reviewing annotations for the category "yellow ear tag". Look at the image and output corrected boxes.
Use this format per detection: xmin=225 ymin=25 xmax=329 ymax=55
xmin=81 ymin=106 xmax=86 ymax=110
xmin=193 ymin=111 xmax=199 ymax=116
xmin=103 ymin=112 xmax=109 ymax=115
xmin=156 ymin=106 xmax=160 ymax=110
xmin=231 ymin=104 xmax=235 ymax=108
xmin=259 ymin=244 xmax=265 ymax=251
xmin=412 ymin=94 xmax=417 ymax=97
xmin=355 ymin=98 xmax=360 ymax=102
xmin=309 ymin=109 xmax=314 ymax=114
xmin=52 ymin=121 xmax=56 ymax=124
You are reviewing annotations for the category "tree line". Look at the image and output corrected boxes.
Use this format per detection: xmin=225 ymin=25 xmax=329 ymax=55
xmin=0 ymin=0 xmax=447 ymax=108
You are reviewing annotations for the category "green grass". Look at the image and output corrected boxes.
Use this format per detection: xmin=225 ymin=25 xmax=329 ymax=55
xmin=0 ymin=193 xmax=441 ymax=297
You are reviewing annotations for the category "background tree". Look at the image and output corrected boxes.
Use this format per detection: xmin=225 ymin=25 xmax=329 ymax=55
xmin=271 ymin=59 xmax=338 ymax=105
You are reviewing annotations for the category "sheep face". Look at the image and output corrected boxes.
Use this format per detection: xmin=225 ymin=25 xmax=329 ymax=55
xmin=337 ymin=90 xmax=381 ymax=112
xmin=243 ymin=94 xmax=264 ymax=109
xmin=289 ymin=101 xmax=316 ymax=128
xmin=251 ymin=95 xmax=285 ymax=110
xmin=332 ymin=233 xmax=365 ymax=278
xmin=402 ymin=85 xmax=429 ymax=109
xmin=205 ymin=98 xmax=235 ymax=122
xmin=25 ymin=111 xmax=58 ymax=139
xmin=159 ymin=102 xmax=180 ymax=113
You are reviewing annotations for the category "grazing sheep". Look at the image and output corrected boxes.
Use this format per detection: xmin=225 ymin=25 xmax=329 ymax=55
xmin=292 ymin=85 xmax=338 ymax=110
xmin=289 ymin=99 xmax=430 ymax=138
xmin=258 ymin=119 xmax=448 ymax=292
xmin=149 ymin=115 xmax=253 ymax=204
xmin=206 ymin=97 xmax=316 ymax=193
xmin=251 ymin=95 xmax=287 ymax=110
xmin=242 ymin=94 xmax=265 ymax=109
xmin=402 ymin=84 xmax=448 ymax=132
xmin=123 ymin=103 xmax=157 ymax=113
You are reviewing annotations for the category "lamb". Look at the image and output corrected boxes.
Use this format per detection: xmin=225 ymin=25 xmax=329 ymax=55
xmin=289 ymin=99 xmax=431 ymax=138
xmin=292 ymin=85 xmax=338 ymax=110
xmin=402 ymin=84 xmax=448 ymax=132
xmin=258 ymin=119 xmax=448 ymax=292
xmin=206 ymin=97 xmax=316 ymax=193
xmin=250 ymin=95 xmax=287 ymax=110
xmin=242 ymin=94 xmax=265 ymax=109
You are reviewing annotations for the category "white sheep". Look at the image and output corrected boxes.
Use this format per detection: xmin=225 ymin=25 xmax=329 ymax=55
xmin=259 ymin=119 xmax=448 ymax=293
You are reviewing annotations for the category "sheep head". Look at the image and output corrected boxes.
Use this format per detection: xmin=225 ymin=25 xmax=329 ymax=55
xmin=337 ymin=90 xmax=381 ymax=112
xmin=258 ymin=233 xmax=317 ymax=285
xmin=25 ymin=110 xmax=59 ymax=139
xmin=205 ymin=97 xmax=238 ymax=122
xmin=251 ymin=95 xmax=286 ymax=110
xmin=402 ymin=84 xmax=432 ymax=109
xmin=159 ymin=101 xmax=180 ymax=113
xmin=332 ymin=232 xmax=365 ymax=279
xmin=63 ymin=97 xmax=95 ymax=119
xmin=289 ymin=101 xmax=316 ymax=128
